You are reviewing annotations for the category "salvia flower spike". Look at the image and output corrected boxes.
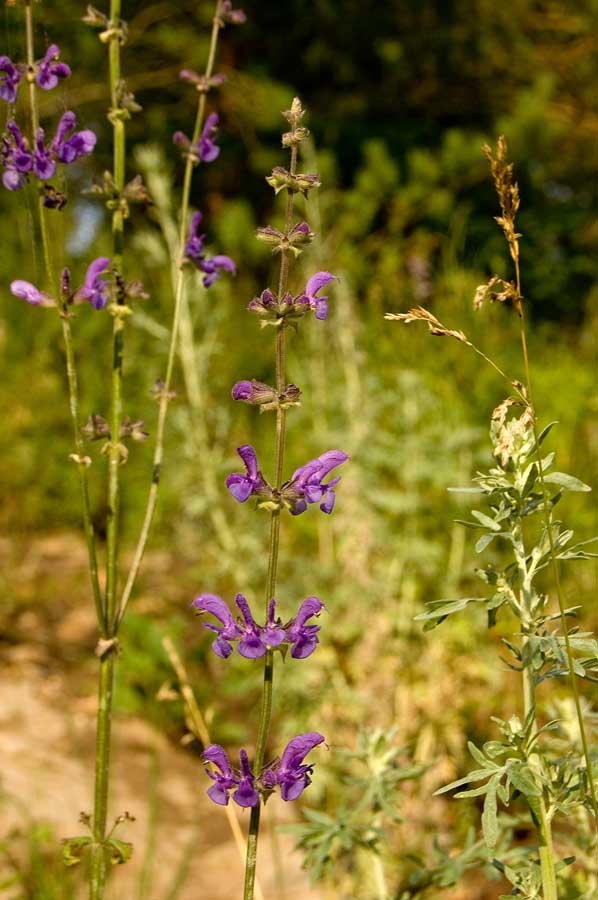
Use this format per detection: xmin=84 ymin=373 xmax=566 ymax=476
xmin=192 ymin=593 xmax=324 ymax=659
xmin=202 ymin=733 xmax=325 ymax=808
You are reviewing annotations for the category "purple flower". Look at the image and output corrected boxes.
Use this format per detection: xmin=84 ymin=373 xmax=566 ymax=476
xmin=203 ymin=745 xmax=258 ymax=808
xmin=10 ymin=279 xmax=55 ymax=307
xmin=198 ymin=113 xmax=220 ymax=162
xmin=285 ymin=597 xmax=325 ymax=659
xmin=0 ymin=57 xmax=22 ymax=104
xmin=203 ymin=745 xmax=240 ymax=806
xmin=184 ymin=210 xmax=236 ymax=288
xmin=286 ymin=450 xmax=349 ymax=515
xmin=191 ymin=593 xmax=243 ymax=658
xmin=33 ymin=128 xmax=56 ymax=180
xmin=51 ymin=111 xmax=96 ymax=163
xmin=219 ymin=1 xmax=247 ymax=25
xmin=300 ymin=271 xmax=338 ymax=320
xmin=276 ymin=733 xmax=325 ymax=801
xmin=225 ymin=444 xmax=268 ymax=502
xmin=74 ymin=258 xmax=111 ymax=309
xmin=36 ymin=44 xmax=71 ymax=91
xmin=234 ymin=750 xmax=259 ymax=807
xmin=2 ymin=121 xmax=33 ymax=189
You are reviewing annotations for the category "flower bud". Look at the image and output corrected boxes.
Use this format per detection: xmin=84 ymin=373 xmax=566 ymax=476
xmin=232 ymin=379 xmax=278 ymax=408
xmin=265 ymin=167 xmax=321 ymax=197
xmin=282 ymin=126 xmax=309 ymax=148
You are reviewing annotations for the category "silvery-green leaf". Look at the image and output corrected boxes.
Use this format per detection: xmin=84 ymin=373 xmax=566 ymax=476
xmin=543 ymin=472 xmax=591 ymax=492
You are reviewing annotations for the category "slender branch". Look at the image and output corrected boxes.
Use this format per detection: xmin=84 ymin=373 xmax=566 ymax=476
xmin=243 ymin=141 xmax=299 ymax=900
xmin=115 ymin=6 xmax=223 ymax=629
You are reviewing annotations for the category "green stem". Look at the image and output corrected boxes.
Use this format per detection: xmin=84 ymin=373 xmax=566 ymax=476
xmin=24 ymin=0 xmax=104 ymax=628
xmin=518 ymin=323 xmax=598 ymax=828
xmin=243 ymin=143 xmax=298 ymax=900
xmin=115 ymin=5 xmax=223 ymax=629
xmin=90 ymin=2 xmax=127 ymax=896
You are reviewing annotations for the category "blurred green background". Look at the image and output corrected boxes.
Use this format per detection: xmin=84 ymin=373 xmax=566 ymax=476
xmin=1 ymin=1 xmax=597 ymax=897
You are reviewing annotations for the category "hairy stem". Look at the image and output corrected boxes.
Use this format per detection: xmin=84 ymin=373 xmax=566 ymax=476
xmin=90 ymin=1 xmax=127 ymax=895
xmin=243 ymin=143 xmax=298 ymax=900
xmin=115 ymin=5 xmax=223 ymax=629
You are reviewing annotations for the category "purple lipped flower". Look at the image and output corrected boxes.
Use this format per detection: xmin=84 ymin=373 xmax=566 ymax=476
xmin=286 ymin=450 xmax=349 ymax=515
xmin=10 ymin=279 xmax=55 ymax=307
xmin=199 ymin=254 xmax=237 ymax=288
xmin=203 ymin=745 xmax=240 ymax=806
xmin=226 ymin=444 xmax=269 ymax=502
xmin=198 ymin=112 xmax=220 ymax=163
xmin=276 ymin=733 xmax=325 ymax=801
xmin=264 ymin=599 xmax=287 ymax=648
xmin=184 ymin=209 xmax=236 ymax=288
xmin=300 ymin=271 xmax=338 ymax=320
xmin=5 ymin=120 xmax=33 ymax=172
xmin=74 ymin=257 xmax=111 ymax=309
xmin=33 ymin=128 xmax=56 ymax=180
xmin=233 ymin=750 xmax=259 ymax=807
xmin=192 ymin=593 xmax=243 ymax=658
xmin=0 ymin=56 xmax=22 ymax=104
xmin=36 ymin=44 xmax=71 ymax=91
xmin=286 ymin=597 xmax=325 ymax=659
xmin=235 ymin=593 xmax=269 ymax=658
xmin=185 ymin=211 xmax=206 ymax=260
xmin=51 ymin=111 xmax=96 ymax=163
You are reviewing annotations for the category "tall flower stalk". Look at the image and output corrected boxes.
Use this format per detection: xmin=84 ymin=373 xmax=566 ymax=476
xmin=191 ymin=98 xmax=348 ymax=900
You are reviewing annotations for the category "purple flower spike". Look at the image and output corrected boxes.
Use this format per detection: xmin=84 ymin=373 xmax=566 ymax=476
xmin=198 ymin=112 xmax=220 ymax=163
xmin=36 ymin=44 xmax=71 ymax=91
xmin=10 ymin=279 xmax=55 ymax=307
xmin=277 ymin=733 xmax=325 ymax=801
xmin=192 ymin=592 xmax=243 ymax=658
xmin=233 ymin=750 xmax=259 ymax=807
xmin=301 ymin=271 xmax=338 ymax=320
xmin=286 ymin=597 xmax=325 ymax=659
xmin=75 ymin=257 xmax=111 ymax=310
xmin=0 ymin=57 xmax=22 ymax=104
xmin=203 ymin=745 xmax=239 ymax=806
xmin=287 ymin=449 xmax=349 ymax=515
xmin=235 ymin=593 xmax=268 ymax=658
xmin=226 ymin=444 xmax=268 ymax=502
